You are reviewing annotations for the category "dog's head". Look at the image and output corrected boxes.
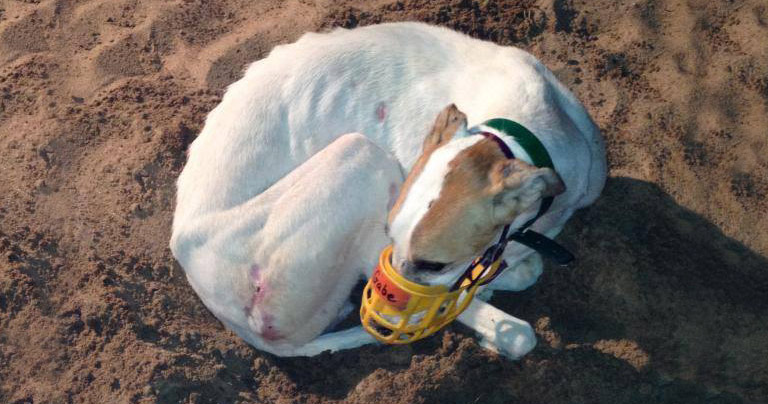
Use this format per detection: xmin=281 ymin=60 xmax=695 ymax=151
xmin=386 ymin=104 xmax=565 ymax=285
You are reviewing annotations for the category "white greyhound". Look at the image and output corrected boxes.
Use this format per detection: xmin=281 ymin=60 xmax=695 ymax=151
xmin=170 ymin=22 xmax=606 ymax=359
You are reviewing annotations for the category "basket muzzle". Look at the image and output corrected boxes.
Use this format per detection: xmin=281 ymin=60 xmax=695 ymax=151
xmin=360 ymin=245 xmax=503 ymax=344
xmin=360 ymin=119 xmax=571 ymax=344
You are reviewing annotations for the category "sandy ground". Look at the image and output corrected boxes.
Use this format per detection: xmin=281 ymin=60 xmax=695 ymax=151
xmin=1 ymin=0 xmax=767 ymax=403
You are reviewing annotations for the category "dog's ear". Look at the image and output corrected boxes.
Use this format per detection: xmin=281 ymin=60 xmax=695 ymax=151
xmin=423 ymin=104 xmax=468 ymax=151
xmin=487 ymin=159 xmax=565 ymax=225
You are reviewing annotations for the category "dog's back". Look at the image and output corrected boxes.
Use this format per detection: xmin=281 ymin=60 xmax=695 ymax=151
xmin=174 ymin=22 xmax=603 ymax=225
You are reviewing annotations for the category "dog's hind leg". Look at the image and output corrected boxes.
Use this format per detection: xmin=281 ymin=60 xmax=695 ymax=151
xmin=457 ymin=299 xmax=536 ymax=359
xmin=172 ymin=133 xmax=403 ymax=357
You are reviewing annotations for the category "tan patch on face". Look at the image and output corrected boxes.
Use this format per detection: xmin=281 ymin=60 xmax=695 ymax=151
xmin=388 ymin=104 xmax=467 ymax=224
xmin=408 ymin=138 xmax=508 ymax=262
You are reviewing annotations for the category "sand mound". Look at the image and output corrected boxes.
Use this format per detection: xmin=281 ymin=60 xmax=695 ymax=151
xmin=1 ymin=0 xmax=767 ymax=403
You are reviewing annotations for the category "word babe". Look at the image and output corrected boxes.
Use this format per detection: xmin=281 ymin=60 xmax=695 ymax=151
xmin=170 ymin=22 xmax=606 ymax=358
xmin=371 ymin=265 xmax=410 ymax=310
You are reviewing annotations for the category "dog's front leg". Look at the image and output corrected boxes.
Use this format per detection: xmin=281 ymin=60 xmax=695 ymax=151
xmin=486 ymin=252 xmax=544 ymax=293
xmin=457 ymin=299 xmax=536 ymax=359
xmin=489 ymin=208 xmax=572 ymax=293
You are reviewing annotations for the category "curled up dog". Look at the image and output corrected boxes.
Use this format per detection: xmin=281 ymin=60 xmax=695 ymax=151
xmin=170 ymin=22 xmax=607 ymax=359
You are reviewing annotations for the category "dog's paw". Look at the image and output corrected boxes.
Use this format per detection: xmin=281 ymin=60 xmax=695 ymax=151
xmin=491 ymin=253 xmax=543 ymax=292
xmin=477 ymin=319 xmax=537 ymax=360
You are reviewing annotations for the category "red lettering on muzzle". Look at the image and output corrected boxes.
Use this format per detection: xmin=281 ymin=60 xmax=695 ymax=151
xmin=371 ymin=265 xmax=410 ymax=310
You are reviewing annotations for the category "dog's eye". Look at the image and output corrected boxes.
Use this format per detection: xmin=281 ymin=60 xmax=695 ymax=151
xmin=412 ymin=259 xmax=447 ymax=272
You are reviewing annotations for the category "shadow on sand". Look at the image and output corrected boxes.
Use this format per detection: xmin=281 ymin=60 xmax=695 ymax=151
xmin=151 ymin=177 xmax=767 ymax=404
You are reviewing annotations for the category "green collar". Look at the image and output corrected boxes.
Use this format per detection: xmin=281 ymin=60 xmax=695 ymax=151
xmin=477 ymin=118 xmax=555 ymax=169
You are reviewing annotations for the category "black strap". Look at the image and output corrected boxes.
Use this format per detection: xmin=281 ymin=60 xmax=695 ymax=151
xmin=449 ymin=129 xmax=574 ymax=291
xmin=507 ymin=230 xmax=574 ymax=266
xmin=520 ymin=196 xmax=553 ymax=230
xmin=505 ymin=194 xmax=573 ymax=265
xmin=479 ymin=130 xmax=570 ymax=262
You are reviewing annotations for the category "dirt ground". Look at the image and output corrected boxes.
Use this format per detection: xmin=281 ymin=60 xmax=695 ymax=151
xmin=1 ymin=0 xmax=767 ymax=403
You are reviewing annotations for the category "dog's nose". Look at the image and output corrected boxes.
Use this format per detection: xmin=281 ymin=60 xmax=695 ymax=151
xmin=404 ymin=259 xmax=447 ymax=273
xmin=401 ymin=260 xmax=417 ymax=274
xmin=399 ymin=261 xmax=420 ymax=282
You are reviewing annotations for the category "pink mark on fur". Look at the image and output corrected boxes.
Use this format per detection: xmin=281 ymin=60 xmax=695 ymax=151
xmin=243 ymin=264 xmax=268 ymax=315
xmin=376 ymin=102 xmax=387 ymax=122
xmin=387 ymin=182 xmax=398 ymax=210
xmin=250 ymin=263 xmax=261 ymax=279
xmin=251 ymin=290 xmax=267 ymax=307
xmin=251 ymin=264 xmax=268 ymax=303
xmin=244 ymin=263 xmax=282 ymax=340
xmin=260 ymin=313 xmax=284 ymax=341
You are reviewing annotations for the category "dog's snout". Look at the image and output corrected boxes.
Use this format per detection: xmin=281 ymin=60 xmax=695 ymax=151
xmin=401 ymin=260 xmax=416 ymax=274
xmin=404 ymin=259 xmax=447 ymax=273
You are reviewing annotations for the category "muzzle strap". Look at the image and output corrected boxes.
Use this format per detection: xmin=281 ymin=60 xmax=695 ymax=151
xmin=507 ymin=229 xmax=575 ymax=266
xmin=464 ymin=119 xmax=574 ymax=287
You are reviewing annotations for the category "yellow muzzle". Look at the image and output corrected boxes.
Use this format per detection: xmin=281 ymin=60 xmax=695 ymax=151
xmin=360 ymin=245 xmax=503 ymax=344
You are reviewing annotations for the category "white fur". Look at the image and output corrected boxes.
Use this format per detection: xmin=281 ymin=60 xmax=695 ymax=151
xmin=170 ymin=22 xmax=606 ymax=358
xmin=389 ymin=135 xmax=483 ymax=268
